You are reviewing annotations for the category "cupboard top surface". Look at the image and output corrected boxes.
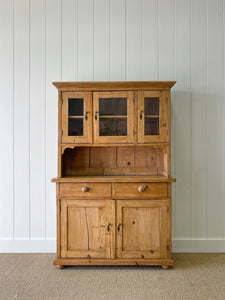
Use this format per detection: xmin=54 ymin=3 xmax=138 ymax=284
xmin=52 ymin=175 xmax=176 ymax=183
xmin=53 ymin=81 xmax=176 ymax=91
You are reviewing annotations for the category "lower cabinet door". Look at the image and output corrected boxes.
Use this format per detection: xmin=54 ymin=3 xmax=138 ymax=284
xmin=61 ymin=199 xmax=113 ymax=259
xmin=116 ymin=200 xmax=168 ymax=259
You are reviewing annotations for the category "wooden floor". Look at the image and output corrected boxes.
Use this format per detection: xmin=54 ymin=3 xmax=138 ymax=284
xmin=0 ymin=253 xmax=225 ymax=299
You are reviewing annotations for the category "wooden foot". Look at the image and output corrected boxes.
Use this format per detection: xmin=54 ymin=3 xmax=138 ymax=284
xmin=57 ymin=265 xmax=65 ymax=269
xmin=162 ymin=265 xmax=171 ymax=270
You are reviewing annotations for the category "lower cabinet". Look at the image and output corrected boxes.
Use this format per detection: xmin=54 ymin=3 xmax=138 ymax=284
xmin=61 ymin=199 xmax=113 ymax=259
xmin=116 ymin=200 xmax=168 ymax=259
xmin=60 ymin=199 xmax=168 ymax=260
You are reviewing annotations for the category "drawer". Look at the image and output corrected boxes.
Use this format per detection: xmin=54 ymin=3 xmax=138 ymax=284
xmin=114 ymin=183 xmax=168 ymax=199
xmin=59 ymin=183 xmax=112 ymax=198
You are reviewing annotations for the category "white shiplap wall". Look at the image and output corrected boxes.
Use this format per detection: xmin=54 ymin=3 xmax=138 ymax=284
xmin=0 ymin=0 xmax=225 ymax=253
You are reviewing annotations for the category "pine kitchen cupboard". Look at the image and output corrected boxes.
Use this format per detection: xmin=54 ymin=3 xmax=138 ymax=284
xmin=52 ymin=81 xmax=176 ymax=269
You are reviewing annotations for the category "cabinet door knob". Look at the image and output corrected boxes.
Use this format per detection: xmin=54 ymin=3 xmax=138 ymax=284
xmin=140 ymin=111 xmax=143 ymax=120
xmin=117 ymin=223 xmax=122 ymax=232
xmin=82 ymin=186 xmax=89 ymax=193
xmin=95 ymin=112 xmax=98 ymax=120
xmin=138 ymin=185 xmax=148 ymax=192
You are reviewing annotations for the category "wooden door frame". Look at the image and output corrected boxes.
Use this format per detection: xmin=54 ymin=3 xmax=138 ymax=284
xmin=61 ymin=92 xmax=92 ymax=144
xmin=138 ymin=91 xmax=167 ymax=143
xmin=93 ymin=91 xmax=135 ymax=144
xmin=116 ymin=199 xmax=168 ymax=259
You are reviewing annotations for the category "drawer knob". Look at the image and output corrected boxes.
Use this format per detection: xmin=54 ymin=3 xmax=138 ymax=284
xmin=138 ymin=185 xmax=148 ymax=192
xmin=82 ymin=186 xmax=89 ymax=193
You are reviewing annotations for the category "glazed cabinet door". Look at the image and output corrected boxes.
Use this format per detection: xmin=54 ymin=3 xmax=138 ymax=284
xmin=61 ymin=92 xmax=92 ymax=143
xmin=93 ymin=92 xmax=135 ymax=143
xmin=116 ymin=200 xmax=168 ymax=259
xmin=61 ymin=199 xmax=113 ymax=259
xmin=138 ymin=91 xmax=167 ymax=143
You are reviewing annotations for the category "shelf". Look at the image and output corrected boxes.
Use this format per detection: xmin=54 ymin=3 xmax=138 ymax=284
xmin=145 ymin=115 xmax=159 ymax=118
xmin=99 ymin=115 xmax=127 ymax=118
xmin=69 ymin=116 xmax=83 ymax=119
xmin=52 ymin=175 xmax=176 ymax=183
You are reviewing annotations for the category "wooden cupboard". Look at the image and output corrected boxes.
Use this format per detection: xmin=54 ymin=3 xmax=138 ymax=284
xmin=52 ymin=81 xmax=176 ymax=269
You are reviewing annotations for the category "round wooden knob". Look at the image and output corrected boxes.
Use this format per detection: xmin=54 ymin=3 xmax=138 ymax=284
xmin=82 ymin=186 xmax=89 ymax=193
xmin=138 ymin=185 xmax=148 ymax=192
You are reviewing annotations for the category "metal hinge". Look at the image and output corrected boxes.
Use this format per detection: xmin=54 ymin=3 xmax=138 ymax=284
xmin=61 ymin=130 xmax=63 ymax=136
xmin=167 ymin=245 xmax=169 ymax=251
xmin=133 ymin=98 xmax=135 ymax=103
xmin=61 ymin=97 xmax=63 ymax=105
xmin=133 ymin=130 xmax=135 ymax=136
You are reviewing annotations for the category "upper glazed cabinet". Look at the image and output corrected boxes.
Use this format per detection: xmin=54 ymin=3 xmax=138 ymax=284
xmin=93 ymin=91 xmax=134 ymax=143
xmin=62 ymin=92 xmax=92 ymax=143
xmin=138 ymin=91 xmax=167 ymax=143
xmin=60 ymin=86 xmax=169 ymax=144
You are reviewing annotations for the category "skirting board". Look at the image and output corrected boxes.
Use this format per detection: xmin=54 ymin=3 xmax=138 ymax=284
xmin=172 ymin=240 xmax=225 ymax=253
xmin=0 ymin=239 xmax=225 ymax=253
xmin=0 ymin=239 xmax=56 ymax=253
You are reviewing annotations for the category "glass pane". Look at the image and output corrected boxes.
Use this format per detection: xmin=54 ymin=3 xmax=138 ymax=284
xmin=68 ymin=98 xmax=83 ymax=116
xmin=144 ymin=97 xmax=159 ymax=115
xmin=145 ymin=117 xmax=159 ymax=135
xmin=68 ymin=118 xmax=83 ymax=136
xmin=99 ymin=118 xmax=127 ymax=136
xmin=99 ymin=98 xmax=127 ymax=116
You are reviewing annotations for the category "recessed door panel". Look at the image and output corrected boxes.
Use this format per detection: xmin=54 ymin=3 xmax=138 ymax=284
xmin=61 ymin=199 xmax=113 ymax=259
xmin=116 ymin=200 xmax=168 ymax=259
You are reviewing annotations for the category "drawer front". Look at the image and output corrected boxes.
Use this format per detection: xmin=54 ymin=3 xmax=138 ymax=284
xmin=59 ymin=183 xmax=112 ymax=198
xmin=114 ymin=183 xmax=168 ymax=199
